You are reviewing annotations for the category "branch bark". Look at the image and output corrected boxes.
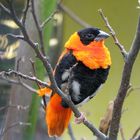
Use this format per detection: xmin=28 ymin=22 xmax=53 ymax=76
xmin=98 ymin=9 xmax=128 ymax=60
xmin=108 ymin=15 xmax=140 ymax=140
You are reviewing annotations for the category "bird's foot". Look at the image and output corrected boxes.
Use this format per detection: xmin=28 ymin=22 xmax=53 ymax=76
xmin=74 ymin=112 xmax=87 ymax=124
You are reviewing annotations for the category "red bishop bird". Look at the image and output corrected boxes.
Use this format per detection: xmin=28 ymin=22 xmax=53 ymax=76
xmin=38 ymin=27 xmax=111 ymax=137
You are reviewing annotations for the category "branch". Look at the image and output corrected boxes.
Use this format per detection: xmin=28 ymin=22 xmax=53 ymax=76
xmin=132 ymin=135 xmax=140 ymax=140
xmin=0 ymin=1 xmax=108 ymax=139
xmin=0 ymin=104 xmax=29 ymax=112
xmin=0 ymin=121 xmax=31 ymax=137
xmin=22 ymin=0 xmax=31 ymax=25
xmin=98 ymin=9 xmax=128 ymax=60
xmin=131 ymin=126 xmax=140 ymax=140
xmin=0 ymin=76 xmax=37 ymax=93
xmin=30 ymin=0 xmax=45 ymax=55
xmin=127 ymin=86 xmax=140 ymax=97
xmin=29 ymin=59 xmax=47 ymax=108
xmin=98 ymin=101 xmax=114 ymax=135
xmin=6 ymin=33 xmax=25 ymax=40
xmin=109 ymin=15 xmax=140 ymax=140
xmin=119 ymin=124 xmax=126 ymax=140
xmin=68 ymin=124 xmax=76 ymax=140
xmin=40 ymin=11 xmax=56 ymax=29
xmin=0 ymin=70 xmax=49 ymax=88
xmin=59 ymin=3 xmax=91 ymax=28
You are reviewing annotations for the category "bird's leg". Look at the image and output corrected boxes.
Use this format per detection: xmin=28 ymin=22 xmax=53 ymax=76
xmin=74 ymin=112 xmax=87 ymax=124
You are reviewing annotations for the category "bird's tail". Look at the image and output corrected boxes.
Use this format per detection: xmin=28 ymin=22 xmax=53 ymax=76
xmin=46 ymin=93 xmax=72 ymax=137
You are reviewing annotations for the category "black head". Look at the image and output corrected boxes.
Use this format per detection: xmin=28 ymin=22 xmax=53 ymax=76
xmin=78 ymin=27 xmax=110 ymax=45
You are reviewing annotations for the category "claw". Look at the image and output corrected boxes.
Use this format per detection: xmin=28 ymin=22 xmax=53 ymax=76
xmin=74 ymin=112 xmax=87 ymax=124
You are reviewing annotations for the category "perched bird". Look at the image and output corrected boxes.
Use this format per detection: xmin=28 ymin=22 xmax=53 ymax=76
xmin=38 ymin=27 xmax=111 ymax=137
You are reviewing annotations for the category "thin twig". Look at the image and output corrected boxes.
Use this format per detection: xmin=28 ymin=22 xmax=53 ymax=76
xmin=0 ymin=122 xmax=31 ymax=137
xmin=59 ymin=3 xmax=90 ymax=28
xmin=68 ymin=124 xmax=76 ymax=140
xmin=98 ymin=101 xmax=114 ymax=136
xmin=131 ymin=126 xmax=140 ymax=140
xmin=22 ymin=0 xmax=31 ymax=25
xmin=30 ymin=0 xmax=45 ymax=55
xmin=40 ymin=11 xmax=57 ymax=29
xmin=132 ymin=135 xmax=140 ymax=140
xmin=0 ymin=70 xmax=49 ymax=88
xmin=29 ymin=58 xmax=41 ymax=88
xmin=0 ymin=76 xmax=37 ymax=93
xmin=6 ymin=33 xmax=25 ymax=40
xmin=29 ymin=59 xmax=47 ymax=108
xmin=98 ymin=9 xmax=128 ymax=60
xmin=120 ymin=123 xmax=126 ymax=140
xmin=0 ymin=104 xmax=29 ymax=112
xmin=0 ymin=2 xmax=11 ymax=15
xmin=127 ymin=86 xmax=140 ymax=97
xmin=83 ymin=120 xmax=106 ymax=140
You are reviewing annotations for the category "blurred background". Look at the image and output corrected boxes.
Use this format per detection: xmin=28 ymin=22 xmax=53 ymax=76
xmin=0 ymin=0 xmax=140 ymax=140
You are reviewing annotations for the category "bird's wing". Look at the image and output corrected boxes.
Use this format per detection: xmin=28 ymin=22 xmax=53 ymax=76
xmin=54 ymin=50 xmax=77 ymax=90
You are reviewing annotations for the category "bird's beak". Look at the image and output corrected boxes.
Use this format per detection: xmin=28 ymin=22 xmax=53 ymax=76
xmin=94 ymin=30 xmax=110 ymax=41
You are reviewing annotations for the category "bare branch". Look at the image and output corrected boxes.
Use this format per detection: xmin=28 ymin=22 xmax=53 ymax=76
xmin=22 ymin=0 xmax=31 ymax=25
xmin=40 ymin=11 xmax=57 ymax=29
xmin=68 ymin=124 xmax=76 ymax=140
xmin=99 ymin=101 xmax=114 ymax=135
xmin=119 ymin=124 xmax=126 ymax=140
xmin=6 ymin=33 xmax=25 ymax=40
xmin=29 ymin=58 xmax=47 ymax=108
xmin=0 ymin=76 xmax=37 ymax=93
xmin=0 ymin=2 xmax=11 ymax=16
xmin=83 ymin=120 xmax=106 ymax=140
xmin=0 ymin=70 xmax=49 ymax=88
xmin=127 ymin=86 xmax=140 ymax=97
xmin=98 ymin=9 xmax=128 ymax=60
xmin=0 ymin=122 xmax=31 ymax=137
xmin=109 ymin=15 xmax=140 ymax=140
xmin=132 ymin=135 xmax=140 ymax=140
xmin=30 ymin=0 xmax=45 ymax=55
xmin=59 ymin=3 xmax=90 ymax=28
xmin=131 ymin=126 xmax=140 ymax=140
xmin=0 ymin=104 xmax=29 ymax=112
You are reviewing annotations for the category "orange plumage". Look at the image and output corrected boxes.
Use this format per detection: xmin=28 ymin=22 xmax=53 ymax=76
xmin=65 ymin=32 xmax=111 ymax=69
xmin=46 ymin=94 xmax=72 ymax=136
xmin=38 ymin=88 xmax=72 ymax=136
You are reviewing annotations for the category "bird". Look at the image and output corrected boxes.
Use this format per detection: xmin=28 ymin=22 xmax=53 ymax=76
xmin=38 ymin=27 xmax=111 ymax=137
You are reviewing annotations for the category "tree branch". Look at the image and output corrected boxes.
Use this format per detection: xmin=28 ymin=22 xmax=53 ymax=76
xmin=0 ymin=104 xmax=29 ymax=112
xmin=119 ymin=124 xmax=126 ymax=140
xmin=22 ymin=0 xmax=31 ymax=25
xmin=40 ymin=11 xmax=57 ymax=29
xmin=98 ymin=9 xmax=128 ymax=60
xmin=0 ymin=75 xmax=37 ymax=93
xmin=68 ymin=124 xmax=76 ymax=140
xmin=132 ymin=135 xmax=140 ymax=140
xmin=0 ymin=121 xmax=31 ymax=137
xmin=30 ymin=0 xmax=45 ymax=55
xmin=108 ymin=15 xmax=140 ymax=140
xmin=0 ymin=70 xmax=49 ymax=88
xmin=131 ymin=126 xmax=140 ymax=140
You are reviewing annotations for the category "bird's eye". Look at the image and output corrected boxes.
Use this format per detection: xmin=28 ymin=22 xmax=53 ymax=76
xmin=85 ymin=34 xmax=95 ymax=39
